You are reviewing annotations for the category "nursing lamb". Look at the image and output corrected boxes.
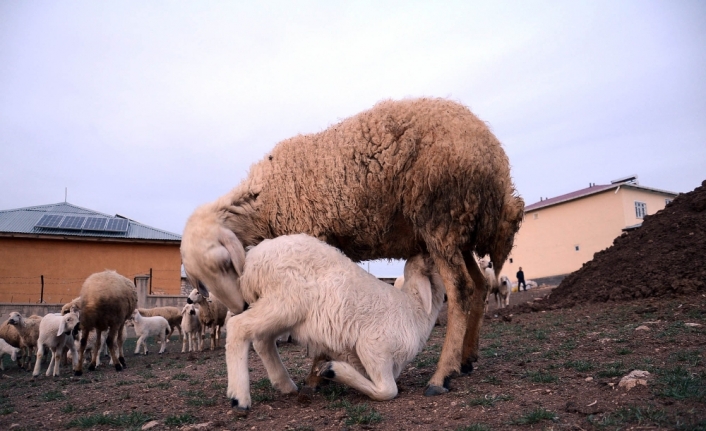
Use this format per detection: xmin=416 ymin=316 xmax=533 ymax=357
xmin=226 ymin=234 xmax=445 ymax=411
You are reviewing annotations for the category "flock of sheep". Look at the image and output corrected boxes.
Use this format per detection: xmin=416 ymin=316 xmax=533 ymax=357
xmin=1 ymin=98 xmax=525 ymax=413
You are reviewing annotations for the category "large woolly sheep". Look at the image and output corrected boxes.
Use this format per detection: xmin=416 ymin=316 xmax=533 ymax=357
xmin=180 ymin=303 xmax=203 ymax=352
xmin=131 ymin=310 xmax=170 ymax=355
xmin=33 ymin=310 xmax=80 ymax=377
xmin=225 ymin=234 xmax=446 ymax=410
xmin=186 ymin=289 xmax=228 ymax=350
xmin=74 ymin=270 xmax=137 ymax=375
xmin=181 ymin=98 xmax=524 ymax=395
xmin=137 ymin=307 xmax=182 ymax=343
xmin=6 ymin=312 xmax=42 ymax=369
xmin=0 ymin=320 xmax=26 ymax=368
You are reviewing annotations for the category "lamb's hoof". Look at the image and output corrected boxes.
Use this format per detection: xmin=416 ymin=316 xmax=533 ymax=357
xmin=74 ymin=370 xmax=82 ymax=377
xmin=115 ymin=363 xmax=123 ymax=372
xmin=230 ymin=399 xmax=250 ymax=416
xmin=88 ymin=364 xmax=96 ymax=371
xmin=424 ymin=385 xmax=449 ymax=397
xmin=297 ymin=386 xmax=315 ymax=405
xmin=460 ymin=360 xmax=474 ymax=375
xmin=119 ymin=357 xmax=126 ymax=368
xmin=316 ymin=362 xmax=335 ymax=379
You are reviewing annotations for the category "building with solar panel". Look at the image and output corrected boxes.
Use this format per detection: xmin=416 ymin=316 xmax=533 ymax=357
xmin=0 ymin=202 xmax=182 ymax=304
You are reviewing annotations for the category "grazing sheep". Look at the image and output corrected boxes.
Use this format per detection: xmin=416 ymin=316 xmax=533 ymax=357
xmin=495 ymin=275 xmax=512 ymax=309
xmin=33 ymin=310 xmax=80 ymax=377
xmin=131 ymin=310 xmax=170 ymax=355
xmin=225 ymin=234 xmax=446 ymax=410
xmin=181 ymin=98 xmax=524 ymax=395
xmin=0 ymin=338 xmax=20 ymax=370
xmin=180 ymin=303 xmax=203 ymax=353
xmin=186 ymin=289 xmax=228 ymax=350
xmin=137 ymin=307 xmax=183 ymax=343
xmin=6 ymin=312 xmax=42 ymax=369
xmin=74 ymin=270 xmax=137 ymax=375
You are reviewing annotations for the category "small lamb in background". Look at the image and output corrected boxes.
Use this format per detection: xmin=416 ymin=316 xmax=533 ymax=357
xmin=131 ymin=310 xmax=170 ymax=355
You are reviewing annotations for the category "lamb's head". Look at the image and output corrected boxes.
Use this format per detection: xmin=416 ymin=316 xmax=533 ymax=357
xmin=181 ymin=203 xmax=247 ymax=314
xmin=181 ymin=303 xmax=198 ymax=316
xmin=58 ymin=312 xmax=80 ymax=337
xmin=7 ymin=312 xmax=21 ymax=326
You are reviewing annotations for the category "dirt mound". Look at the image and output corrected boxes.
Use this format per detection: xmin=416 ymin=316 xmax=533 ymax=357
xmin=520 ymin=180 xmax=706 ymax=311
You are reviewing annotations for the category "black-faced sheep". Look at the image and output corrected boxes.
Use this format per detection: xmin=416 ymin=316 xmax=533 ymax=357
xmin=181 ymin=97 xmax=524 ymax=395
xmin=74 ymin=270 xmax=137 ymax=375
xmin=32 ymin=310 xmax=80 ymax=377
xmin=225 ymin=234 xmax=446 ymax=410
xmin=186 ymin=289 xmax=228 ymax=350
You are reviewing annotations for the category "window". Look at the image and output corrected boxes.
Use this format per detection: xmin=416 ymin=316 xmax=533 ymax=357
xmin=533 ymin=213 xmax=538 ymax=220
xmin=635 ymin=201 xmax=647 ymax=219
xmin=509 ymin=258 xmax=513 ymax=263
xmin=575 ymin=245 xmax=580 ymax=251
xmin=665 ymin=198 xmax=673 ymax=206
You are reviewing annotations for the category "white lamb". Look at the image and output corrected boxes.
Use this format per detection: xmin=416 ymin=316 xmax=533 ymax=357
xmin=132 ymin=310 xmax=170 ymax=355
xmin=0 ymin=338 xmax=20 ymax=370
xmin=33 ymin=310 xmax=80 ymax=377
xmin=180 ymin=303 xmax=203 ymax=353
xmin=225 ymin=234 xmax=445 ymax=411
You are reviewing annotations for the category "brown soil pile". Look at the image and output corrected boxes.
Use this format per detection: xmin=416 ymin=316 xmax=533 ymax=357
xmin=519 ymin=180 xmax=706 ymax=312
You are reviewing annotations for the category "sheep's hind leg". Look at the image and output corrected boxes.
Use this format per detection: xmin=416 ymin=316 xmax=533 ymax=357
xmin=105 ymin=326 xmax=123 ymax=371
xmin=225 ymin=316 xmax=253 ymax=412
xmin=317 ymin=360 xmax=398 ymax=401
xmin=253 ymin=337 xmax=297 ymax=394
xmin=459 ymin=251 xmax=488 ymax=375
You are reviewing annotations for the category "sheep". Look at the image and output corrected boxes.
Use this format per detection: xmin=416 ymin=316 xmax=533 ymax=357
xmin=6 ymin=312 xmax=42 ymax=369
xmin=131 ymin=310 xmax=170 ymax=355
xmin=0 ymin=321 xmax=26 ymax=369
xmin=0 ymin=338 xmax=20 ymax=370
xmin=66 ymin=329 xmax=108 ymax=367
xmin=32 ymin=310 xmax=80 ymax=377
xmin=483 ymin=261 xmax=499 ymax=313
xmin=186 ymin=289 xmax=228 ymax=350
xmin=494 ymin=275 xmax=512 ymax=309
xmin=180 ymin=303 xmax=203 ymax=352
xmin=74 ymin=270 xmax=137 ymax=375
xmin=181 ymin=97 xmax=524 ymax=395
xmin=137 ymin=307 xmax=183 ymax=343
xmin=225 ymin=234 xmax=446 ymax=410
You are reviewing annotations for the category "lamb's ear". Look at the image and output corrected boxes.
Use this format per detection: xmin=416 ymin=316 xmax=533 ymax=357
xmin=197 ymin=281 xmax=210 ymax=298
xmin=219 ymin=228 xmax=246 ymax=277
xmin=408 ymin=273 xmax=433 ymax=315
xmin=57 ymin=317 xmax=67 ymax=337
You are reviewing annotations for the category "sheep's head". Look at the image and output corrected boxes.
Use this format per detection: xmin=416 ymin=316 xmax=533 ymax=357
xmin=7 ymin=312 xmax=21 ymax=326
xmin=181 ymin=303 xmax=198 ymax=316
xmin=58 ymin=312 xmax=79 ymax=337
xmin=181 ymin=203 xmax=247 ymax=314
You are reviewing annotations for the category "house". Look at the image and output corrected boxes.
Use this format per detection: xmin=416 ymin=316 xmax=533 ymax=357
xmin=0 ymin=202 xmax=182 ymax=304
xmin=501 ymin=175 xmax=678 ymax=285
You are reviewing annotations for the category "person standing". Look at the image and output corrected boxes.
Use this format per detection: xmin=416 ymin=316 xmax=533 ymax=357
xmin=517 ymin=267 xmax=527 ymax=291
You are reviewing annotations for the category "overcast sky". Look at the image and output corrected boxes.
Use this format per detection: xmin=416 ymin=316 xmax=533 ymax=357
xmin=1 ymin=1 xmax=705 ymax=276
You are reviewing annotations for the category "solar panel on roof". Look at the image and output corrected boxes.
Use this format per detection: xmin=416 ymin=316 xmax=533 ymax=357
xmin=105 ymin=218 xmax=129 ymax=232
xmin=59 ymin=216 xmax=86 ymax=230
xmin=83 ymin=217 xmax=107 ymax=231
xmin=35 ymin=214 xmax=63 ymax=228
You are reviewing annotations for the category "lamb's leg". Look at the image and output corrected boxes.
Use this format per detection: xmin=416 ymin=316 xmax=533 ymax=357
xmin=460 ymin=251 xmax=489 ymax=373
xmin=182 ymin=331 xmax=188 ymax=353
xmin=252 ymin=337 xmax=298 ymax=394
xmin=158 ymin=334 xmax=167 ymax=354
xmin=52 ymin=348 xmax=62 ymax=377
xmin=317 ymin=360 xmax=398 ymax=401
xmin=426 ymin=250 xmax=475 ymax=395
xmin=32 ymin=343 xmax=45 ymax=377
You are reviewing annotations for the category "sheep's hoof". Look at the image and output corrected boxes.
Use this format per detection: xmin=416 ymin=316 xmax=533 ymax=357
xmin=115 ymin=363 xmax=123 ymax=372
xmin=230 ymin=399 xmax=250 ymax=416
xmin=316 ymin=362 xmax=335 ymax=379
xmin=74 ymin=370 xmax=83 ymax=377
xmin=460 ymin=360 xmax=474 ymax=375
xmin=119 ymin=357 xmax=127 ymax=368
xmin=88 ymin=364 xmax=96 ymax=371
xmin=424 ymin=385 xmax=449 ymax=396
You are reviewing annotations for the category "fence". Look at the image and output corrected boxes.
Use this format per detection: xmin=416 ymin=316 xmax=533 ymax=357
xmin=0 ymin=272 xmax=190 ymax=319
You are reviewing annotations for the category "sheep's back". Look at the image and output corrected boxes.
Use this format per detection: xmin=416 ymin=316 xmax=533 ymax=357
xmin=80 ymin=271 xmax=137 ymax=330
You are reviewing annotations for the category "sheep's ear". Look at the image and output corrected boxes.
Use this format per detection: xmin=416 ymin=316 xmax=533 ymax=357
xmin=408 ymin=273 xmax=433 ymax=315
xmin=219 ymin=228 xmax=246 ymax=277
xmin=57 ymin=318 xmax=67 ymax=337
xmin=196 ymin=281 xmax=210 ymax=299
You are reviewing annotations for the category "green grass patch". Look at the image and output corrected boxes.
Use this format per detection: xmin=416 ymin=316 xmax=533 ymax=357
xmin=532 ymin=329 xmax=548 ymax=340
xmin=344 ymin=402 xmax=382 ymax=426
xmin=596 ymin=361 xmax=625 ymax=378
xmin=455 ymin=424 xmax=491 ymax=431
xmin=468 ymin=394 xmax=512 ymax=407
xmin=414 ymin=355 xmax=438 ymax=368
xmin=559 ymin=339 xmax=577 ymax=351
xmin=669 ymin=350 xmax=703 ymax=367
xmin=165 ymin=413 xmax=196 ymax=427
xmin=0 ymin=394 xmax=14 ymax=415
xmin=171 ymin=372 xmax=189 ymax=381
xmin=251 ymin=378 xmax=277 ymax=403
xmin=480 ymin=375 xmax=502 ymax=385
xmin=588 ymin=405 xmax=670 ymax=428
xmin=655 ymin=367 xmax=706 ymax=401
xmin=564 ymin=359 xmax=595 ymax=372
xmin=616 ymin=347 xmax=633 ymax=355
xmin=510 ymin=407 xmax=557 ymax=425
xmin=41 ymin=390 xmax=65 ymax=402
xmin=525 ymin=370 xmax=558 ymax=383
xmin=65 ymin=411 xmax=151 ymax=428
xmin=147 ymin=381 xmax=171 ymax=389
